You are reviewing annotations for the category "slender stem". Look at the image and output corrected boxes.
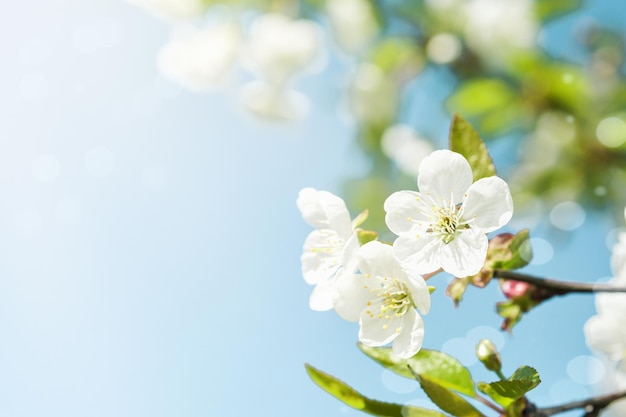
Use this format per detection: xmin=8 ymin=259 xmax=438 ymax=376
xmin=475 ymin=394 xmax=505 ymax=414
xmin=495 ymin=369 xmax=506 ymax=380
xmin=537 ymin=389 xmax=626 ymax=416
xmin=493 ymin=270 xmax=626 ymax=295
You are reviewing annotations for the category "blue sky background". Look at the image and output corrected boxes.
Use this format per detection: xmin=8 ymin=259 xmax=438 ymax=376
xmin=0 ymin=0 xmax=625 ymax=416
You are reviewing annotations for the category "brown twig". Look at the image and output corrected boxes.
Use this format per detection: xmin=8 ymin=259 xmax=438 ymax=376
xmin=493 ymin=270 xmax=626 ymax=295
xmin=533 ymin=389 xmax=626 ymax=416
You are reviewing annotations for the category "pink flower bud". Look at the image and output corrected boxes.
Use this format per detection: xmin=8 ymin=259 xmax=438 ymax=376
xmin=500 ymin=280 xmax=530 ymax=299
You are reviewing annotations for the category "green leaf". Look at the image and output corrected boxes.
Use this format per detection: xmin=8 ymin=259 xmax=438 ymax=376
xmin=448 ymin=114 xmax=496 ymax=181
xmin=305 ymin=364 xmax=448 ymax=417
xmin=535 ymin=0 xmax=582 ymax=22
xmin=477 ymin=366 xmax=541 ymax=409
xmin=358 ymin=345 xmax=476 ymax=397
xmin=357 ymin=229 xmax=379 ymax=246
xmin=489 ymin=230 xmax=532 ymax=271
xmin=416 ymin=374 xmax=485 ymax=417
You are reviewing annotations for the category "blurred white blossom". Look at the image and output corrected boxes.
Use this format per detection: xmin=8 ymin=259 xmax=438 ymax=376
xmin=334 ymin=241 xmax=430 ymax=359
xmin=242 ymin=13 xmax=324 ymax=86
xmin=157 ymin=21 xmax=243 ymax=91
xmin=463 ymin=0 xmax=538 ymax=64
xmin=381 ymin=125 xmax=435 ymax=177
xmin=385 ymin=150 xmax=513 ymax=277
xmin=240 ymin=81 xmax=310 ymax=120
xmin=348 ymin=63 xmax=397 ymax=124
xmin=297 ymin=188 xmax=360 ymax=311
xmin=125 ymin=0 xmax=207 ymax=21
xmin=326 ymin=0 xmax=378 ymax=53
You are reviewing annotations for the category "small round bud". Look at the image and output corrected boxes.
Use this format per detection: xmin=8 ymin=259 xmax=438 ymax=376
xmin=476 ymin=339 xmax=502 ymax=372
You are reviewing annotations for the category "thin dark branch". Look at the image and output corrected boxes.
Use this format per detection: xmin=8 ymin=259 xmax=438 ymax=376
xmin=493 ymin=270 xmax=626 ymax=295
xmin=537 ymin=389 xmax=626 ymax=416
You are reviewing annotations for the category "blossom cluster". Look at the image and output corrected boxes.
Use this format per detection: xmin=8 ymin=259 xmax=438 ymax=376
xmin=126 ymin=1 xmax=325 ymax=120
xmin=298 ymin=149 xmax=513 ymax=358
xmin=584 ymin=212 xmax=626 ymax=414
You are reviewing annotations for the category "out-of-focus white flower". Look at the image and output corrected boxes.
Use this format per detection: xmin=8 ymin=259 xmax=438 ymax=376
xmin=348 ymin=63 xmax=397 ymax=124
xmin=297 ymin=188 xmax=360 ymax=311
xmin=157 ymin=21 xmax=242 ymax=91
xmin=585 ymin=293 xmax=626 ymax=361
xmin=334 ymin=241 xmax=430 ymax=359
xmin=326 ymin=0 xmax=378 ymax=52
xmin=381 ymin=125 xmax=435 ymax=177
xmin=242 ymin=13 xmax=323 ymax=86
xmin=463 ymin=0 xmax=538 ymax=64
xmin=585 ymin=222 xmax=626 ymax=361
xmin=384 ymin=150 xmax=514 ymax=277
xmin=240 ymin=81 xmax=310 ymax=121
xmin=125 ymin=0 xmax=207 ymax=21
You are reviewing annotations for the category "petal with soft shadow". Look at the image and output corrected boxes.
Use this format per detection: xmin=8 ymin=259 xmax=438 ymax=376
xmin=462 ymin=176 xmax=513 ymax=233
xmin=384 ymin=190 xmax=431 ymax=235
xmin=405 ymin=274 xmax=431 ymax=315
xmin=357 ymin=241 xmax=399 ymax=279
xmin=296 ymin=188 xmax=352 ymax=237
xmin=359 ymin=308 xmax=402 ymax=346
xmin=439 ymin=228 xmax=488 ymax=277
xmin=334 ymin=273 xmax=373 ymax=322
xmin=301 ymin=229 xmax=342 ymax=284
xmin=393 ymin=234 xmax=442 ymax=275
xmin=417 ymin=150 xmax=473 ymax=203
xmin=309 ymin=279 xmax=335 ymax=311
xmin=392 ymin=310 xmax=424 ymax=359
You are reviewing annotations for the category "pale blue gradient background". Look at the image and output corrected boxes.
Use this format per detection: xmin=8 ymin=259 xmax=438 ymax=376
xmin=0 ymin=1 xmax=624 ymax=416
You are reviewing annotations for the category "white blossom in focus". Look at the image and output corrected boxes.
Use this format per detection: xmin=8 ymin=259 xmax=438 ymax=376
xmin=157 ymin=22 xmax=242 ymax=91
xmin=334 ymin=241 xmax=430 ymax=359
xmin=242 ymin=13 xmax=323 ymax=86
xmin=381 ymin=125 xmax=435 ymax=178
xmin=297 ymin=188 xmax=359 ymax=311
xmin=126 ymin=0 xmax=207 ymax=21
xmin=384 ymin=150 xmax=514 ymax=277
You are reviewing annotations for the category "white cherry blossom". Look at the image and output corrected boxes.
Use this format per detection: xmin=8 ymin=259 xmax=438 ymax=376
xmin=297 ymin=188 xmax=359 ymax=311
xmin=381 ymin=125 xmax=435 ymax=178
xmin=384 ymin=149 xmax=513 ymax=277
xmin=334 ymin=241 xmax=430 ymax=359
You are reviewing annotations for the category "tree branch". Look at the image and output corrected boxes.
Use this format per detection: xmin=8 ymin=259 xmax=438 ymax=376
xmin=534 ymin=389 xmax=626 ymax=416
xmin=493 ymin=270 xmax=626 ymax=296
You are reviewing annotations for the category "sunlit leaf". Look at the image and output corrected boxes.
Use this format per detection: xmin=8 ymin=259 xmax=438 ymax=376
xmin=449 ymin=114 xmax=496 ymax=180
xmin=415 ymin=374 xmax=485 ymax=417
xmin=305 ymin=364 xmax=448 ymax=417
xmin=358 ymin=345 xmax=476 ymax=397
xmin=477 ymin=366 xmax=541 ymax=408
xmin=535 ymin=0 xmax=582 ymax=22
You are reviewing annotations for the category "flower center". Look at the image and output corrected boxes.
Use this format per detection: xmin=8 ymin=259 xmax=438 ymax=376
xmin=379 ymin=278 xmax=414 ymax=317
xmin=427 ymin=204 xmax=468 ymax=244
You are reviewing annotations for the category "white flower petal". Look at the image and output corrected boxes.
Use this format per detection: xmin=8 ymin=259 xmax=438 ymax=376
xmin=393 ymin=234 xmax=442 ymax=275
xmin=301 ymin=229 xmax=342 ymax=284
xmin=296 ymin=188 xmax=352 ymax=238
xmin=309 ymin=280 xmax=336 ymax=311
xmin=384 ymin=190 xmax=431 ymax=235
xmin=392 ymin=309 xmax=424 ymax=359
xmin=611 ymin=232 xmax=626 ymax=278
xmin=334 ymin=273 xmax=373 ymax=322
xmin=405 ymin=274 xmax=431 ymax=315
xmin=359 ymin=308 xmax=402 ymax=346
xmin=417 ymin=150 xmax=473 ymax=203
xmin=584 ymin=314 xmax=626 ymax=359
xmin=357 ymin=241 xmax=405 ymax=279
xmin=462 ymin=176 xmax=513 ymax=233
xmin=440 ymin=228 xmax=488 ymax=277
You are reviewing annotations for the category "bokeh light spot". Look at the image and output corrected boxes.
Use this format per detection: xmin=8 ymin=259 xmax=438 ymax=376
xmin=596 ymin=117 xmax=626 ymax=148
xmin=549 ymin=201 xmax=586 ymax=231
xmin=566 ymin=355 xmax=606 ymax=385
